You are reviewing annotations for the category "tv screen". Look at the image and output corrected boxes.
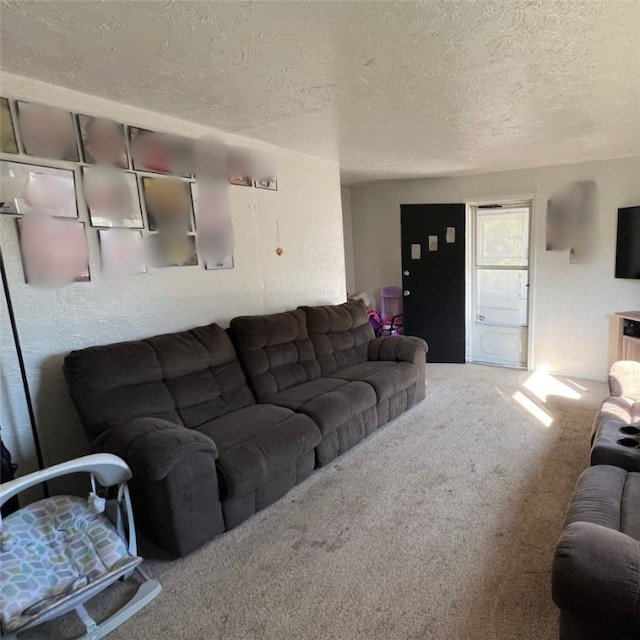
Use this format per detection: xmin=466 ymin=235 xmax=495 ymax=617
xmin=615 ymin=206 xmax=640 ymax=279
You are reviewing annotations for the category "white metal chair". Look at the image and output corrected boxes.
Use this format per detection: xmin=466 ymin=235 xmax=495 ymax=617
xmin=0 ymin=454 xmax=161 ymax=639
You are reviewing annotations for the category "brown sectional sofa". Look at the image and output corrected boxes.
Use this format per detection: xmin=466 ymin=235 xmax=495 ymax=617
xmin=229 ymin=303 xmax=426 ymax=466
xmin=64 ymin=301 xmax=427 ymax=556
xmin=589 ymin=360 xmax=640 ymax=471
xmin=302 ymin=303 xmax=426 ymax=427
xmin=552 ymin=466 xmax=640 ymax=640
xmin=552 ymin=361 xmax=640 ymax=639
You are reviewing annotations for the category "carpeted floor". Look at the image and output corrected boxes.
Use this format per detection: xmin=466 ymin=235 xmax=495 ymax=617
xmin=25 ymin=363 xmax=607 ymax=640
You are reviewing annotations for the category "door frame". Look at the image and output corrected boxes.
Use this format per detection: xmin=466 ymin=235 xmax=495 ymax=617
xmin=465 ymin=194 xmax=537 ymax=371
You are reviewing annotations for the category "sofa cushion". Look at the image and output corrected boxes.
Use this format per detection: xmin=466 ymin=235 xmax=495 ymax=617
xmin=327 ymin=360 xmax=420 ymax=402
xmin=609 ymin=360 xmax=640 ymax=400
xmin=196 ymin=405 xmax=321 ymax=499
xmin=622 ymin=473 xmax=640 ymax=540
xmin=591 ymin=396 xmax=639 ymax=443
xmin=229 ymin=309 xmax=320 ymax=400
xmin=564 ymin=465 xmax=640 ymax=540
xmin=601 ymin=397 xmax=637 ymax=423
xmin=300 ymin=301 xmax=375 ymax=375
xmin=552 ymin=521 xmax=640 ymax=638
xmin=65 ymin=323 xmax=255 ymax=439
xmin=266 ymin=378 xmax=377 ymax=435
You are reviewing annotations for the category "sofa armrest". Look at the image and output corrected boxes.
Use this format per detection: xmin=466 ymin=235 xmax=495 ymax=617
xmin=609 ymin=361 xmax=640 ymax=400
xmin=367 ymin=336 xmax=428 ymax=366
xmin=552 ymin=521 xmax=640 ymax=624
xmin=92 ymin=417 xmax=224 ymax=556
xmin=93 ymin=417 xmax=218 ymax=482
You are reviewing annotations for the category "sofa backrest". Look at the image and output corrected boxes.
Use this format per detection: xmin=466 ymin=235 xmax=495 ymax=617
xmin=229 ymin=309 xmax=320 ymax=400
xmin=300 ymin=301 xmax=375 ymax=374
xmin=64 ymin=323 xmax=255 ymax=441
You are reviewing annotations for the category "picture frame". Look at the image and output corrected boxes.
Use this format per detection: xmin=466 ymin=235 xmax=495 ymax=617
xmin=190 ymin=181 xmax=232 ymax=228
xmin=229 ymin=175 xmax=253 ymax=187
xmin=98 ymin=228 xmax=147 ymax=275
xmin=228 ymin=147 xmax=253 ymax=187
xmin=128 ymin=126 xmax=192 ymax=177
xmin=193 ymin=136 xmax=228 ymax=180
xmin=546 ymin=180 xmax=598 ymax=259
xmin=254 ymin=178 xmax=277 ymax=191
xmin=149 ymin=233 xmax=198 ymax=267
xmin=15 ymin=100 xmax=80 ymax=162
xmin=0 ymin=160 xmax=78 ymax=218
xmin=1 ymin=97 xmax=18 ymax=154
xmin=77 ymin=114 xmax=130 ymax=169
xmin=191 ymin=182 xmax=234 ymax=269
xmin=205 ymin=256 xmax=234 ymax=270
xmin=141 ymin=175 xmax=194 ymax=232
xmin=82 ymin=166 xmax=144 ymax=229
xmin=16 ymin=216 xmax=90 ymax=285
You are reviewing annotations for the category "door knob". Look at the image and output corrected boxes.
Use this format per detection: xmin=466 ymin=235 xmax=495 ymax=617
xmin=404 ymin=290 xmax=410 ymax=296
xmin=403 ymin=270 xmax=410 ymax=276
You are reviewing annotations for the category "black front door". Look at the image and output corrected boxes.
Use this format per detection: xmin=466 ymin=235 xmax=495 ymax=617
xmin=400 ymin=204 xmax=466 ymax=363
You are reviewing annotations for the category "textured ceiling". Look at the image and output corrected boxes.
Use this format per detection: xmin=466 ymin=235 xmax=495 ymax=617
xmin=0 ymin=0 xmax=639 ymax=185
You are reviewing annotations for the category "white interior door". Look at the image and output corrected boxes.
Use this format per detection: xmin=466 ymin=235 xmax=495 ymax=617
xmin=471 ymin=205 xmax=530 ymax=367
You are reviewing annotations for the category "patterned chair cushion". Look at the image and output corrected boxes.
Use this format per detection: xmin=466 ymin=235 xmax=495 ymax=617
xmin=0 ymin=495 xmax=139 ymax=633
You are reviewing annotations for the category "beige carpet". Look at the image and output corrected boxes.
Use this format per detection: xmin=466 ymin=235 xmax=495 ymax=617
xmin=24 ymin=364 xmax=606 ymax=640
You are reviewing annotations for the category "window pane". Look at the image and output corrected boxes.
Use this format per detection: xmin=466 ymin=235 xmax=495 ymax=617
xmin=476 ymin=208 xmax=529 ymax=266
xmin=476 ymin=269 xmax=528 ymax=326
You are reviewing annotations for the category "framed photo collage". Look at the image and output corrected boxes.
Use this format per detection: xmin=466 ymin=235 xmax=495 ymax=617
xmin=0 ymin=97 xmax=278 ymax=285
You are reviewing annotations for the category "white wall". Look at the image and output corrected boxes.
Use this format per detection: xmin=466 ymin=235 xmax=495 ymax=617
xmin=0 ymin=72 xmax=346 ymax=483
xmin=341 ymin=187 xmax=356 ymax=295
xmin=350 ymin=157 xmax=640 ymax=381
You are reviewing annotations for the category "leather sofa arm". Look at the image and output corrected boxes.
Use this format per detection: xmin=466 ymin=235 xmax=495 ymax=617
xmin=92 ymin=417 xmax=218 ymax=482
xmin=609 ymin=360 xmax=640 ymax=400
xmin=552 ymin=522 xmax=640 ymax=623
xmin=368 ymin=336 xmax=428 ymax=366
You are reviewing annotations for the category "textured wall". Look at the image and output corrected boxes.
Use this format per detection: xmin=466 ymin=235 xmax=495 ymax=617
xmin=0 ymin=73 xmax=346 ymax=484
xmin=341 ymin=188 xmax=356 ymax=295
xmin=350 ymin=157 xmax=640 ymax=381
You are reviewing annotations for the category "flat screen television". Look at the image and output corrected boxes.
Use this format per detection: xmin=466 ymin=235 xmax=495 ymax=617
xmin=615 ymin=206 xmax=640 ymax=279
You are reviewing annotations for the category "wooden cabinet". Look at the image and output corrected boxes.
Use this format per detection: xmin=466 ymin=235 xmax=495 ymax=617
xmin=616 ymin=312 xmax=640 ymax=363
xmin=621 ymin=335 xmax=640 ymax=362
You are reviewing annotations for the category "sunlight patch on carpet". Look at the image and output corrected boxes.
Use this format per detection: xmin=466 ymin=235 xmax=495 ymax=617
xmin=523 ymin=366 xmax=582 ymax=403
xmin=512 ymin=390 xmax=554 ymax=427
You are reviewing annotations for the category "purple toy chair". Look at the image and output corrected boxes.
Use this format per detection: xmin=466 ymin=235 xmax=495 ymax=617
xmin=380 ymin=287 xmax=404 ymax=336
